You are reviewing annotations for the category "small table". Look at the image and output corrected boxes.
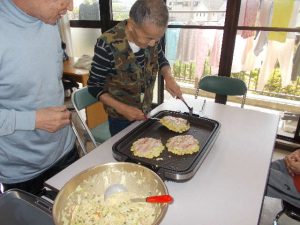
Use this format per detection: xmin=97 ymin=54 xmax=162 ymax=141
xmin=63 ymin=57 xmax=107 ymax=128
xmin=46 ymin=98 xmax=280 ymax=225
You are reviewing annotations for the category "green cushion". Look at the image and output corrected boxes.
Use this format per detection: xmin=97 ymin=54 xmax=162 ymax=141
xmin=91 ymin=121 xmax=111 ymax=144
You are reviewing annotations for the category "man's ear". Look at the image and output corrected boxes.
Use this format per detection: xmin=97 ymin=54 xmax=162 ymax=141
xmin=127 ymin=18 xmax=135 ymax=32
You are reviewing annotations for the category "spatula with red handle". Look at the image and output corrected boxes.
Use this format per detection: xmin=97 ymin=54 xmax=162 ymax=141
xmin=104 ymin=183 xmax=173 ymax=203
xmin=131 ymin=194 xmax=173 ymax=203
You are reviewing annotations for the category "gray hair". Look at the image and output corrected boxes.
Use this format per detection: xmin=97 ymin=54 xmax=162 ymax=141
xmin=129 ymin=0 xmax=169 ymax=27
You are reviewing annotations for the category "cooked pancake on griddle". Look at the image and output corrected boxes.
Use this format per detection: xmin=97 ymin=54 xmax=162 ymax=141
xmin=166 ymin=135 xmax=200 ymax=155
xmin=131 ymin=137 xmax=165 ymax=159
xmin=160 ymin=115 xmax=190 ymax=133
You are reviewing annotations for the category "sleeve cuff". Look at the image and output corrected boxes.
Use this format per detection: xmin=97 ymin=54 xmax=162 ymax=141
xmin=15 ymin=111 xmax=36 ymax=131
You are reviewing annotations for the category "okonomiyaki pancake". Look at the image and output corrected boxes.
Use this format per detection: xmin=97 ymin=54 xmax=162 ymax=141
xmin=166 ymin=135 xmax=200 ymax=155
xmin=131 ymin=137 xmax=165 ymax=159
xmin=160 ymin=115 xmax=190 ymax=133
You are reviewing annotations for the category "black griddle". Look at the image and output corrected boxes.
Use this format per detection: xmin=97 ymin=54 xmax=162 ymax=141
xmin=0 ymin=189 xmax=54 ymax=225
xmin=112 ymin=110 xmax=221 ymax=181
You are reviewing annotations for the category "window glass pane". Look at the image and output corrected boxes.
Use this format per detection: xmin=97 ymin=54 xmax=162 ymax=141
xmin=112 ymin=0 xmax=136 ymax=21
xmin=167 ymin=0 xmax=227 ymax=25
xmin=238 ymin=0 xmax=300 ymax=29
xmin=231 ymin=31 xmax=300 ymax=97
xmin=68 ymin=0 xmax=100 ymax=20
xmin=70 ymin=28 xmax=101 ymax=57
xmin=231 ymin=30 xmax=300 ymax=137
xmin=165 ymin=28 xmax=221 ymax=88
xmin=278 ymin=112 xmax=300 ymax=139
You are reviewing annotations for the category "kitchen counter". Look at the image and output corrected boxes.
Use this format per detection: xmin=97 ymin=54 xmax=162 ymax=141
xmin=46 ymin=97 xmax=279 ymax=225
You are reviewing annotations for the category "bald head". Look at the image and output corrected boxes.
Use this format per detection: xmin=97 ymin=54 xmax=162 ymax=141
xmin=12 ymin=0 xmax=73 ymax=25
xmin=129 ymin=0 xmax=169 ymax=28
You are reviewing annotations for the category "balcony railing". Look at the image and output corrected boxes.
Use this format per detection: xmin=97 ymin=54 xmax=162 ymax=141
xmin=172 ymin=60 xmax=300 ymax=102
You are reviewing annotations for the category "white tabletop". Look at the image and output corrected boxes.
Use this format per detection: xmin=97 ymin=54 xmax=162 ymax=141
xmin=46 ymin=97 xmax=280 ymax=225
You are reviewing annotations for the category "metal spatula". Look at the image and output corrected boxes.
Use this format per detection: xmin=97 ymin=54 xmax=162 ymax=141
xmin=144 ymin=115 xmax=160 ymax=121
xmin=178 ymin=97 xmax=193 ymax=116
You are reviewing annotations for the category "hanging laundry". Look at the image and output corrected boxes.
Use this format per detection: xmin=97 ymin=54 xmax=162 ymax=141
xmin=238 ymin=0 xmax=260 ymax=39
xmin=254 ymin=0 xmax=274 ymax=56
xmin=176 ymin=27 xmax=198 ymax=63
xmin=257 ymin=39 xmax=294 ymax=91
xmin=165 ymin=21 xmax=183 ymax=65
xmin=241 ymin=36 xmax=266 ymax=72
xmin=268 ymin=0 xmax=294 ymax=42
xmin=194 ymin=29 xmax=216 ymax=79
xmin=241 ymin=37 xmax=255 ymax=71
xmin=231 ymin=35 xmax=248 ymax=73
xmin=286 ymin=0 xmax=300 ymax=40
xmin=291 ymin=42 xmax=300 ymax=81
xmin=286 ymin=0 xmax=300 ymax=80
xmin=209 ymin=29 xmax=223 ymax=75
xmin=237 ymin=0 xmax=247 ymax=29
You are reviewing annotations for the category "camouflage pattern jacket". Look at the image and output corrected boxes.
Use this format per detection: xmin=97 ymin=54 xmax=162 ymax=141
xmin=100 ymin=20 xmax=159 ymax=119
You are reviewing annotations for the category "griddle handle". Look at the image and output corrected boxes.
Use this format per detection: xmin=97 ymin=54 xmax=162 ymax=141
xmin=123 ymin=157 xmax=138 ymax=164
xmin=35 ymin=199 xmax=53 ymax=214
xmin=156 ymin=168 xmax=167 ymax=181
xmin=122 ymin=160 xmax=167 ymax=181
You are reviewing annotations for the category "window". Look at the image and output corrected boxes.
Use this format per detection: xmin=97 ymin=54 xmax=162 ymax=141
xmin=70 ymin=28 xmax=101 ymax=57
xmin=69 ymin=0 xmax=100 ymax=20
xmin=165 ymin=0 xmax=227 ymax=93
xmin=65 ymin=0 xmax=300 ymax=144
xmin=111 ymin=0 xmax=135 ymax=20
xmin=168 ymin=0 xmax=226 ymax=24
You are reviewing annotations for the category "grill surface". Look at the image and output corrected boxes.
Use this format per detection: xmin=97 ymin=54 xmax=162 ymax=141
xmin=112 ymin=110 xmax=221 ymax=181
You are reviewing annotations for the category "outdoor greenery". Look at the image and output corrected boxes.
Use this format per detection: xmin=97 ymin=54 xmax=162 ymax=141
xmin=172 ymin=60 xmax=196 ymax=83
xmin=172 ymin=60 xmax=300 ymax=101
xmin=231 ymin=68 xmax=300 ymax=100
xmin=112 ymin=3 xmax=129 ymax=21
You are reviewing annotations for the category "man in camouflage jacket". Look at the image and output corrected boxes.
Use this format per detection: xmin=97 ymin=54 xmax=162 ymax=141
xmin=88 ymin=0 xmax=182 ymax=136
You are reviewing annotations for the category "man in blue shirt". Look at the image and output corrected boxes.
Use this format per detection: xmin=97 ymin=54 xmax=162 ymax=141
xmin=0 ymin=0 xmax=78 ymax=195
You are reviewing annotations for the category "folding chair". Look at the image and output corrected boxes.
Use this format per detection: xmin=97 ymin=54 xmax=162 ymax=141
xmin=195 ymin=75 xmax=247 ymax=108
xmin=274 ymin=200 xmax=300 ymax=224
xmin=71 ymin=87 xmax=111 ymax=155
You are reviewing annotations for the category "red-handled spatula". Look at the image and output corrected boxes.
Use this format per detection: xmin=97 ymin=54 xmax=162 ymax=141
xmin=131 ymin=194 xmax=173 ymax=203
xmin=104 ymin=184 xmax=173 ymax=203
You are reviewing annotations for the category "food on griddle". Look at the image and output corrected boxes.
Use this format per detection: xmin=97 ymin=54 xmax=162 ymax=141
xmin=160 ymin=115 xmax=190 ymax=133
xmin=166 ymin=135 xmax=200 ymax=155
xmin=131 ymin=137 xmax=165 ymax=159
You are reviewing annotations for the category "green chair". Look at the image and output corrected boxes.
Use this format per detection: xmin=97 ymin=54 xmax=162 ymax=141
xmin=71 ymin=87 xmax=111 ymax=154
xmin=195 ymin=75 xmax=247 ymax=108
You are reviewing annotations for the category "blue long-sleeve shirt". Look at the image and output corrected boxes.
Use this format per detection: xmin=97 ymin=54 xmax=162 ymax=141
xmin=0 ymin=0 xmax=75 ymax=183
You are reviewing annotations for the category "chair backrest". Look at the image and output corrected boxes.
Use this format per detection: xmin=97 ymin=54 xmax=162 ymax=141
xmin=71 ymin=87 xmax=99 ymax=154
xmin=196 ymin=75 xmax=247 ymax=108
xmin=72 ymin=86 xmax=98 ymax=111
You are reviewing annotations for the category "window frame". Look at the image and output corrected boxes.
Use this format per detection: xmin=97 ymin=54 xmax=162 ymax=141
xmin=69 ymin=0 xmax=300 ymax=144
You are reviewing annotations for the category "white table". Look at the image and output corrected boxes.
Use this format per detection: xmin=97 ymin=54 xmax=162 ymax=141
xmin=46 ymin=98 xmax=280 ymax=225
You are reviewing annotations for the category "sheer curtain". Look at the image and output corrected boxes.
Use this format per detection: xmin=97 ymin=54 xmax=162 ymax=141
xmin=58 ymin=15 xmax=74 ymax=57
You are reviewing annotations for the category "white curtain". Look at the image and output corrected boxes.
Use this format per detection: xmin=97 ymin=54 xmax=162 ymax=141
xmin=58 ymin=15 xmax=74 ymax=57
